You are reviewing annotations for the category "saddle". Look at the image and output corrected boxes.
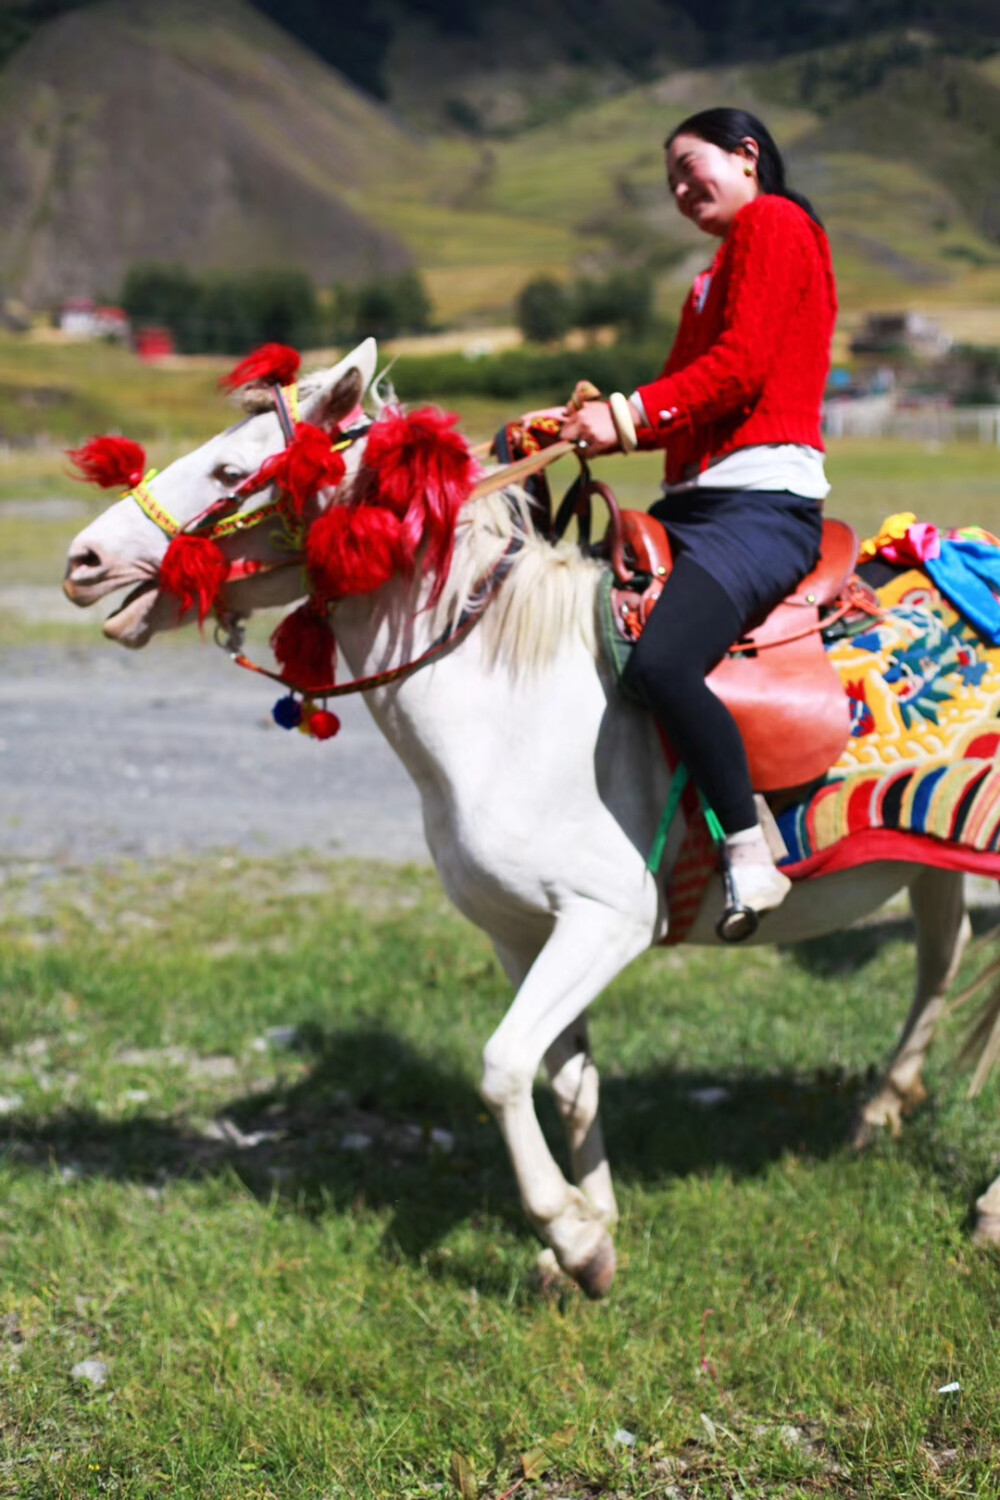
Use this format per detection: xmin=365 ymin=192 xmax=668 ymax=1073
xmin=612 ymin=511 xmax=862 ymax=792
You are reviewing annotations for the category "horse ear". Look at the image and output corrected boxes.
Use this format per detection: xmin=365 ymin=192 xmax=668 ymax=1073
xmin=300 ymin=337 xmax=378 ymax=431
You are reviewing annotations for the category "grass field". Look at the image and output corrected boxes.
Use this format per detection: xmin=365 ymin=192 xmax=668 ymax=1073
xmin=0 ymin=855 xmax=999 ymax=1497
xmin=3 ymin=428 xmax=1000 ymax=1494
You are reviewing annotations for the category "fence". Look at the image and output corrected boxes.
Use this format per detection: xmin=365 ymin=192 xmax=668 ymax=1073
xmin=824 ymin=396 xmax=1000 ymax=445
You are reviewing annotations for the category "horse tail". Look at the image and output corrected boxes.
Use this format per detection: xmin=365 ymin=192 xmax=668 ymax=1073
xmin=952 ymin=946 xmax=1000 ymax=1096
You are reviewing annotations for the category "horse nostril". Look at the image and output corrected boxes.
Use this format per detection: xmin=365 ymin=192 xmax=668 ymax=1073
xmin=66 ymin=542 xmax=105 ymax=578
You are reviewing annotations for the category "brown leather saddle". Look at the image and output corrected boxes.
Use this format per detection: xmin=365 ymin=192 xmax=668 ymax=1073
xmin=610 ymin=508 xmax=863 ymax=792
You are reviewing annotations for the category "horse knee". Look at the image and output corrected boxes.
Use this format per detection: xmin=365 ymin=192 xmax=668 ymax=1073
xmin=480 ymin=1042 xmax=532 ymax=1113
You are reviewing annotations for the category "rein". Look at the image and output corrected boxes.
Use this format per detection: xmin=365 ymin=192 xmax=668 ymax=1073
xmin=217 ymin=530 xmax=524 ymax=701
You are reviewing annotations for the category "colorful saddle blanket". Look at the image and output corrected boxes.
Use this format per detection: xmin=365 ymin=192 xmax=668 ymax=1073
xmin=776 ymin=567 xmax=1000 ymax=875
xmin=644 ymin=564 xmax=1000 ymax=941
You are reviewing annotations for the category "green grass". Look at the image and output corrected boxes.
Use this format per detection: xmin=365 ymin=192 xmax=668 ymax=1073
xmin=0 ymin=337 xmax=236 ymax=446
xmin=0 ymin=855 xmax=999 ymax=1496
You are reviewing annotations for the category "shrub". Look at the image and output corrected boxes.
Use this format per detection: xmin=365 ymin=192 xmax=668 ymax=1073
xmin=332 ymin=272 xmax=433 ymax=341
xmin=121 ymin=265 xmax=320 ymax=353
xmin=390 ymin=333 xmax=674 ymax=405
xmin=516 ymin=278 xmax=572 ymax=344
xmin=573 ymin=271 xmax=654 ymax=340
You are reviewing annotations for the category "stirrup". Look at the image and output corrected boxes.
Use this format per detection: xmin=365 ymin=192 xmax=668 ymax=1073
xmin=715 ymin=840 xmax=759 ymax=943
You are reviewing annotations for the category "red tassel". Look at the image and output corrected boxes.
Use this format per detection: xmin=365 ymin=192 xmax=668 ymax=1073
xmin=363 ymin=406 xmax=476 ymax=597
xmin=160 ymin=534 xmax=228 ymax=621
xmin=238 ymin=423 xmax=346 ymax=516
xmin=307 ymin=709 xmax=341 ymax=740
xmin=66 ymin=435 xmax=147 ymax=490
xmin=220 ymin=344 xmax=301 ymax=392
xmin=306 ymin=504 xmax=403 ymax=601
xmin=270 ymin=602 xmax=336 ymax=691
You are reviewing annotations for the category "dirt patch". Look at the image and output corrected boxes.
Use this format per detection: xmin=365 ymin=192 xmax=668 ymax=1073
xmin=0 ymin=641 xmax=427 ymax=870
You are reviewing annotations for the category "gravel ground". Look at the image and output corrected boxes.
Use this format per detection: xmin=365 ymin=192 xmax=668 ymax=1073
xmin=0 ymin=641 xmax=428 ymax=871
xmin=1 ymin=639 xmax=995 ymax=913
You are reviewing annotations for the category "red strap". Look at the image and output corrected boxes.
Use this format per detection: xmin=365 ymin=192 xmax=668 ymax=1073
xmin=230 ymin=608 xmax=482 ymax=699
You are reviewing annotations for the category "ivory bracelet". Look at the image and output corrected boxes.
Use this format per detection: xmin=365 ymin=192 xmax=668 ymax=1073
xmin=608 ymin=391 xmax=638 ymax=453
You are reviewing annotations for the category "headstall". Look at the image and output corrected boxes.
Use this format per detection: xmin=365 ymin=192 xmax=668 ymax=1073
xmin=68 ymin=342 xmax=493 ymax=742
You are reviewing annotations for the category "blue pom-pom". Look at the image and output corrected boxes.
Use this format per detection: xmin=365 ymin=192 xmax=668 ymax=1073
xmin=272 ymin=693 xmax=303 ymax=730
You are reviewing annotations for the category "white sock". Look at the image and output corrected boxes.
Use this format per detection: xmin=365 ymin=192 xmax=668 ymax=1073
xmin=725 ymin=824 xmax=764 ymax=847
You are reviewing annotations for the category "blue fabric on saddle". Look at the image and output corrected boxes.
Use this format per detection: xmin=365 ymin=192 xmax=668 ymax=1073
xmin=924 ymin=539 xmax=1000 ymax=645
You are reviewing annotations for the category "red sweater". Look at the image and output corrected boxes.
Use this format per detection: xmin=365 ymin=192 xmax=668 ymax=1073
xmin=636 ymin=195 xmax=837 ymax=486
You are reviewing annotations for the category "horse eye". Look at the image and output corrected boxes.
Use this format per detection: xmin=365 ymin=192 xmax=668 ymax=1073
xmin=212 ymin=463 xmax=245 ymax=487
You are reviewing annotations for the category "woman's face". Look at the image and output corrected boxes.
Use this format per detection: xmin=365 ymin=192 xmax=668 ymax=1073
xmin=666 ymin=133 xmax=759 ymax=237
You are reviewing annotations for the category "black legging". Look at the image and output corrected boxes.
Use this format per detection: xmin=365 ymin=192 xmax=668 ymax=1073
xmin=622 ymin=554 xmax=757 ymax=835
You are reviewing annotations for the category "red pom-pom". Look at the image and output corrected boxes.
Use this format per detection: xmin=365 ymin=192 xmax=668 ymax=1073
xmin=159 ymin=534 xmax=228 ymax=621
xmin=270 ymin=602 xmax=336 ymax=691
xmin=362 ymin=406 xmax=476 ymax=597
xmin=239 ymin=423 xmax=346 ymax=516
xmin=306 ymin=503 xmax=403 ymax=601
xmin=66 ymin=435 xmax=147 ymax=491
xmin=220 ymin=344 xmax=301 ymax=392
xmin=307 ymin=709 xmax=341 ymax=740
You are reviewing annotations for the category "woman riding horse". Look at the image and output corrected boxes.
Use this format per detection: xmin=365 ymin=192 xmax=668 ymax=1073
xmin=562 ymin=107 xmax=837 ymax=924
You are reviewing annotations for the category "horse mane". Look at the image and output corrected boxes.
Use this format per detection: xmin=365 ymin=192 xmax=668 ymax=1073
xmin=428 ymin=484 xmax=601 ymax=673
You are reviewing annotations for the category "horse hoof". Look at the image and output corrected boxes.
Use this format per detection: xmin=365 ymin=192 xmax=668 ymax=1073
xmin=534 ymin=1248 xmax=572 ymax=1295
xmin=852 ymin=1099 xmax=904 ymax=1148
xmin=573 ymin=1233 xmax=617 ymax=1300
xmin=973 ymin=1211 xmax=1000 ymax=1247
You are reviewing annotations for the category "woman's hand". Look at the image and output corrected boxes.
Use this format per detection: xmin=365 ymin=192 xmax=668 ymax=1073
xmin=519 ymin=404 xmax=567 ymax=425
xmin=560 ymin=401 xmax=620 ymax=455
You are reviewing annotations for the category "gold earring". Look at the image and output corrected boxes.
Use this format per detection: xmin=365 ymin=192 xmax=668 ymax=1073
xmin=744 ymin=164 xmax=754 ymax=177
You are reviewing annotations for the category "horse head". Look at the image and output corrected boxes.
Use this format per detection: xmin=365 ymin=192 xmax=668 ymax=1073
xmin=62 ymin=338 xmax=379 ymax=648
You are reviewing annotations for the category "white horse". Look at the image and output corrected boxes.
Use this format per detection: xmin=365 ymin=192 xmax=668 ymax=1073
xmin=62 ymin=340 xmax=1000 ymax=1294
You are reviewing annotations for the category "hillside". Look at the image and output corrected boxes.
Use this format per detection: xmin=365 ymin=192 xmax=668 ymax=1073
xmin=358 ymin=36 xmax=1000 ymax=325
xmin=0 ymin=0 xmax=418 ymax=306
xmin=257 ymin=0 xmax=1000 ymax=133
xmin=1 ymin=3 xmax=1000 ymax=334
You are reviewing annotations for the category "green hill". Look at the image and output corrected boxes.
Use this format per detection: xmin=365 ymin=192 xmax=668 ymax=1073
xmin=1 ymin=2 xmax=1000 ymax=335
xmin=344 ymin=32 xmax=1000 ymax=324
xmin=0 ymin=0 xmax=418 ymax=306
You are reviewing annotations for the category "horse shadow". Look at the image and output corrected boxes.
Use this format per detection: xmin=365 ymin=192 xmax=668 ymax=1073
xmin=0 ymin=1020 xmax=895 ymax=1286
xmin=784 ymin=905 xmax=1000 ymax=978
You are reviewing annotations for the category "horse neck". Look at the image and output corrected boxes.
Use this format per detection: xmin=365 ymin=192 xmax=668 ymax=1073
xmin=330 ymin=490 xmax=507 ymax=685
xmin=332 ymin=571 xmax=430 ymax=685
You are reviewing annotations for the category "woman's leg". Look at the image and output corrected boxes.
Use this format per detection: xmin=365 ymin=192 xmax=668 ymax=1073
xmin=622 ymin=554 xmax=756 ymax=834
xmin=622 ymin=553 xmax=791 ymax=925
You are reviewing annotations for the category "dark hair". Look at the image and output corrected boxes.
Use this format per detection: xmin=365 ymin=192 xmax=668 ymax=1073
xmin=665 ymin=107 xmax=822 ymax=227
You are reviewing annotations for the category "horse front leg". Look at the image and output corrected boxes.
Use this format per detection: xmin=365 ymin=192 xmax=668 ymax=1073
xmin=856 ymin=868 xmax=970 ymax=1144
xmin=545 ymin=1020 xmax=618 ymax=1227
xmin=481 ymin=900 xmax=649 ymax=1298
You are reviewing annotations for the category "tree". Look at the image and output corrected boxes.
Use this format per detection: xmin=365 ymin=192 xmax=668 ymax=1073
xmin=347 ymin=271 xmax=432 ymax=340
xmin=121 ymin=264 xmax=202 ymax=349
xmin=516 ymin=278 xmax=571 ymax=344
xmin=120 ymin=265 xmax=321 ymax=353
xmin=573 ymin=271 xmax=654 ymax=340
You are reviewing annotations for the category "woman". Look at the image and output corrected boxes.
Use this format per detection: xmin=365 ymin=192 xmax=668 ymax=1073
xmin=561 ymin=106 xmax=837 ymax=927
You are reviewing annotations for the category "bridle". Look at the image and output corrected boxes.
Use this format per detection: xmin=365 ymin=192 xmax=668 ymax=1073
xmin=120 ymin=386 xmax=520 ymax=709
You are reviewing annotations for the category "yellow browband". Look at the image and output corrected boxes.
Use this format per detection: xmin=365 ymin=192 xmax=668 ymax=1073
xmin=127 ymin=383 xmax=348 ymax=543
xmin=128 ymin=470 xmax=181 ymax=538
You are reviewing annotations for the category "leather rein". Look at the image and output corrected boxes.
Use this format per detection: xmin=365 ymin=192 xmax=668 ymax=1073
xmin=124 ymin=411 xmax=873 ymax=703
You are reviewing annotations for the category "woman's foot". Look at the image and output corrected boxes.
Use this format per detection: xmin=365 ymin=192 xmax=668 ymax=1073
xmin=721 ymin=824 xmax=791 ymax=932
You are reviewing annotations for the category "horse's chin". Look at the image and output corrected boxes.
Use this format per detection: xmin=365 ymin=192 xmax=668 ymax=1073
xmin=103 ymin=581 xmax=168 ymax=648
